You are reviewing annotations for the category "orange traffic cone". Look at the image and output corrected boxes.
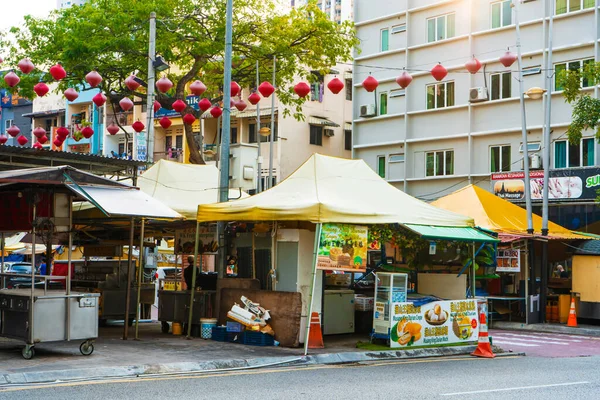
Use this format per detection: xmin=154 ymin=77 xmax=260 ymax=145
xmin=567 ymin=296 xmax=578 ymax=327
xmin=472 ymin=310 xmax=495 ymax=358
xmin=307 ymin=312 xmax=324 ymax=349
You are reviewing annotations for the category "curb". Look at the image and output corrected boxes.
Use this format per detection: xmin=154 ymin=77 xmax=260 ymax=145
xmin=0 ymin=345 xmax=506 ymax=386
xmin=492 ymin=321 xmax=600 ymax=337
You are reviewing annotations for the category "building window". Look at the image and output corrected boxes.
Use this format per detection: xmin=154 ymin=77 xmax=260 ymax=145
xmin=426 ymin=81 xmax=455 ymax=110
xmin=556 ymin=0 xmax=594 ymax=15
xmin=231 ymin=127 xmax=238 ymax=144
xmin=389 ymin=153 xmax=405 ymax=163
xmin=310 ymin=72 xmax=324 ymax=102
xmin=4 ymin=119 xmax=13 ymax=130
xmin=165 ymin=136 xmax=172 ymax=152
xmin=310 ymin=125 xmax=323 ymax=146
xmin=490 ymin=72 xmax=511 ymax=100
xmin=249 ymin=123 xmax=256 ymax=143
xmin=345 ymin=79 xmax=352 ymax=101
xmin=491 ymin=1 xmax=512 ymax=29
xmin=344 ymin=129 xmax=352 ymax=151
xmin=554 ymin=59 xmax=595 ymax=90
xmin=175 ymin=135 xmax=183 ymax=150
xmin=426 ymin=150 xmax=454 ymax=177
xmin=490 ymin=145 xmax=511 ymax=173
xmin=555 ymin=138 xmax=595 ymax=168
xmin=391 ymin=24 xmax=406 ymax=34
xmin=380 ymin=28 xmax=389 ymax=51
xmin=427 ymin=13 xmax=455 ymax=43
xmin=379 ymin=92 xmax=388 ymax=115
xmin=377 ymin=155 xmax=386 ymax=178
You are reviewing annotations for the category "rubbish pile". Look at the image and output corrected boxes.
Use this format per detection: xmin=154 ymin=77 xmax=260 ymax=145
xmin=211 ymin=296 xmax=276 ymax=346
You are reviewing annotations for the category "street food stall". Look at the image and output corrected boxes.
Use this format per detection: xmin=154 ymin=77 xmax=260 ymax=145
xmin=197 ymin=154 xmax=497 ymax=352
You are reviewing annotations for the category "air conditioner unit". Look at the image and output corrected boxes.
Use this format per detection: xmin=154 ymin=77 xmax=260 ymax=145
xmin=531 ymin=153 xmax=541 ymax=169
xmin=324 ymin=129 xmax=335 ymax=137
xmin=469 ymin=87 xmax=488 ymax=103
xmin=359 ymin=104 xmax=376 ymax=118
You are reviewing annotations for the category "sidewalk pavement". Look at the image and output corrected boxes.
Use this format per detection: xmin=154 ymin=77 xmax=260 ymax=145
xmin=492 ymin=321 xmax=600 ymax=337
xmin=0 ymin=323 xmax=508 ymax=386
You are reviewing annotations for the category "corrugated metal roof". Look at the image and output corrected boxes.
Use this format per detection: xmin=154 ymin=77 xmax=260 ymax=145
xmin=308 ymin=116 xmax=340 ymax=127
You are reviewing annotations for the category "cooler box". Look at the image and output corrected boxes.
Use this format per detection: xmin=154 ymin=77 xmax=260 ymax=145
xmin=324 ymin=290 xmax=355 ymax=335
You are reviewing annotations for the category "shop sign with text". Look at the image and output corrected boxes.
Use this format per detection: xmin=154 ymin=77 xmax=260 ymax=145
xmin=317 ymin=224 xmax=368 ymax=272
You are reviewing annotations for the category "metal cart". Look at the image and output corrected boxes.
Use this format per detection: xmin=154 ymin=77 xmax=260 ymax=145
xmin=157 ymin=278 xmax=215 ymax=333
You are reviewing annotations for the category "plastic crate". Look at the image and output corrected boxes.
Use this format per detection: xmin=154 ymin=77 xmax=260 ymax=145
xmin=355 ymin=296 xmax=374 ymax=311
xmin=226 ymin=321 xmax=243 ymax=332
xmin=211 ymin=326 xmax=239 ymax=342
xmin=241 ymin=331 xmax=275 ymax=346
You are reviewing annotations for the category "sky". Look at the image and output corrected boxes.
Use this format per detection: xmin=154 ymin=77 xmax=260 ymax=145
xmin=0 ymin=1 xmax=55 ymax=32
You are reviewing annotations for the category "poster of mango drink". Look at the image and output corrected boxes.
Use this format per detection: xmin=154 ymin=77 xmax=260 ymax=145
xmin=390 ymin=299 xmax=479 ymax=348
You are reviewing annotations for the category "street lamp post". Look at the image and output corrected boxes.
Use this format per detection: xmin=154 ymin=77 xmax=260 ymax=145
xmin=145 ymin=12 xmax=157 ymax=163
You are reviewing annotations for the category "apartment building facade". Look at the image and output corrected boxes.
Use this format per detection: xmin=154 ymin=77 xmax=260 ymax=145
xmin=291 ymin=0 xmax=354 ymax=23
xmin=353 ymin=0 xmax=600 ymax=231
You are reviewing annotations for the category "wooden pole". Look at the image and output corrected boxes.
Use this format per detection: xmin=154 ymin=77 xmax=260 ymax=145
xmin=186 ymin=221 xmax=201 ymax=339
xmin=135 ymin=218 xmax=145 ymax=340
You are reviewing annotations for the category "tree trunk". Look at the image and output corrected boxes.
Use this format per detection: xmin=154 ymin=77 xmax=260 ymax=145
xmin=185 ymin=121 xmax=204 ymax=165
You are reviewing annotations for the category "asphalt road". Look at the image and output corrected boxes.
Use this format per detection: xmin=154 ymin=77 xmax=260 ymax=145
xmin=0 ymin=354 xmax=598 ymax=400
xmin=490 ymin=329 xmax=600 ymax=357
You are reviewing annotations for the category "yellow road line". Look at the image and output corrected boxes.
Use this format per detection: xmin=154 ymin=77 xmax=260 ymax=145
xmin=0 ymin=355 xmax=521 ymax=393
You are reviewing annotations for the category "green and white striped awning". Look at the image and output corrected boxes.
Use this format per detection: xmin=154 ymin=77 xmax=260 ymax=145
xmin=308 ymin=116 xmax=340 ymax=127
xmin=404 ymin=224 xmax=499 ymax=243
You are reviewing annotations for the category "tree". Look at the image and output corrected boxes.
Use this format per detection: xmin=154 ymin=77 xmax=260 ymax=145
xmin=0 ymin=0 xmax=358 ymax=163
xmin=559 ymin=61 xmax=600 ymax=144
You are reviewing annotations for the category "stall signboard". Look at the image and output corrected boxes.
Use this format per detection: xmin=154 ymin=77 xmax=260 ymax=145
xmin=390 ymin=299 xmax=479 ymax=348
xmin=496 ymin=249 xmax=520 ymax=272
xmin=492 ymin=168 xmax=600 ymax=202
xmin=174 ymin=226 xmax=217 ymax=254
xmin=317 ymin=224 xmax=368 ymax=272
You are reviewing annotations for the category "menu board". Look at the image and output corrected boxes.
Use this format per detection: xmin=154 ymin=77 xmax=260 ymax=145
xmin=496 ymin=249 xmax=520 ymax=272
xmin=174 ymin=226 xmax=217 ymax=254
xmin=390 ymin=299 xmax=479 ymax=348
xmin=317 ymin=224 xmax=368 ymax=272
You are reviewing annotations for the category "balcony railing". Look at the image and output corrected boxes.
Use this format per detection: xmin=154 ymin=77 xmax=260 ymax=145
xmin=109 ymin=112 xmax=134 ymax=126
xmin=154 ymin=150 xmax=183 ymax=163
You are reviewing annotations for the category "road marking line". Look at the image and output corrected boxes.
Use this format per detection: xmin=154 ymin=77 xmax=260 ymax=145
xmin=496 ymin=333 xmax=582 ymax=342
xmin=492 ymin=337 xmax=570 ymax=345
xmin=491 ymin=340 xmax=540 ymax=347
xmin=441 ymin=381 xmax=590 ymax=396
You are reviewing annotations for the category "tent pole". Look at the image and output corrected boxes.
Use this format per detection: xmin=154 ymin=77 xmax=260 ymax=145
xmin=1 ymin=233 xmax=4 ymax=289
xmin=472 ymin=243 xmax=476 ymax=299
xmin=123 ymin=217 xmax=135 ymax=340
xmin=66 ymin=199 xmax=73 ymax=341
xmin=252 ymin=232 xmax=256 ymax=279
xmin=135 ymin=218 xmax=145 ymax=340
xmin=525 ymin=241 xmax=529 ymax=325
xmin=304 ymin=223 xmax=322 ymax=356
xmin=30 ymin=204 xmax=36 ymax=346
xmin=187 ymin=221 xmax=201 ymax=339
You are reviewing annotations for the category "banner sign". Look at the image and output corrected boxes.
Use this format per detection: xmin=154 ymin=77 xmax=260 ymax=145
xmin=317 ymin=224 xmax=368 ymax=272
xmin=155 ymin=95 xmax=199 ymax=118
xmin=492 ymin=168 xmax=600 ymax=202
xmin=496 ymin=249 xmax=520 ymax=272
xmin=390 ymin=299 xmax=479 ymax=348
xmin=174 ymin=226 xmax=217 ymax=254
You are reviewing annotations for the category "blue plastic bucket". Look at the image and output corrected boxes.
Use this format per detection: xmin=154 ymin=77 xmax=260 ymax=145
xmin=200 ymin=318 xmax=217 ymax=339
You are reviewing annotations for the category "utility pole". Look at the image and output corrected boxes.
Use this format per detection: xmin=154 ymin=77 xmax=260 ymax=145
xmin=542 ymin=0 xmax=554 ymax=236
xmin=145 ymin=12 xmax=156 ymax=163
xmin=256 ymin=60 xmax=262 ymax=193
xmin=268 ymin=57 xmax=276 ymax=189
xmin=514 ymin=0 xmax=534 ymax=235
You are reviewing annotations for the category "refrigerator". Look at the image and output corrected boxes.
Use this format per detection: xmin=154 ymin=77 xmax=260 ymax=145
xmin=324 ymin=290 xmax=355 ymax=335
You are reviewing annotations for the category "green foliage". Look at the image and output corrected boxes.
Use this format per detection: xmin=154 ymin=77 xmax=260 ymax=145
xmin=558 ymin=61 xmax=600 ymax=145
xmin=0 ymin=0 xmax=358 ymax=162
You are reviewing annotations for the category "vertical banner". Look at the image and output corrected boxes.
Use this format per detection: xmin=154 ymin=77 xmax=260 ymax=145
xmin=136 ymin=131 xmax=147 ymax=161
xmin=317 ymin=223 xmax=368 ymax=272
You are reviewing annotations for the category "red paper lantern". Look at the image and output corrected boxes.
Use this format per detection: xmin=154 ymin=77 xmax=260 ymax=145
xmin=4 ymin=71 xmax=20 ymax=87
xmin=172 ymin=99 xmax=187 ymax=113
xmin=230 ymin=81 xmax=241 ymax=97
xmin=17 ymin=135 xmax=28 ymax=146
xmin=153 ymin=100 xmax=161 ymax=113
xmin=258 ymin=81 xmax=275 ymax=98
xmin=396 ymin=71 xmax=413 ymax=88
xmin=183 ymin=113 xmax=196 ymax=125
xmin=33 ymin=82 xmax=50 ymax=97
xmin=85 ymin=70 xmax=102 ymax=87
xmin=92 ymin=92 xmax=107 ymax=107
xmin=33 ymin=127 xmax=46 ymax=139
xmin=53 ymin=139 xmax=63 ymax=148
xmin=156 ymin=76 xmax=173 ymax=93
xmin=431 ymin=63 xmax=448 ymax=81
xmin=56 ymin=127 xmax=69 ymax=139
xmin=190 ymin=80 xmax=207 ymax=96
xmin=327 ymin=77 xmax=344 ymax=94
xmin=132 ymin=120 xmax=145 ymax=132
xmin=119 ymin=97 xmax=134 ymax=111
xmin=159 ymin=117 xmax=172 ymax=129
xmin=199 ymin=98 xmax=212 ymax=111
xmin=210 ymin=107 xmax=222 ymax=118
xmin=294 ymin=82 xmax=310 ymax=98
xmin=107 ymin=123 xmax=119 ymax=135
xmin=248 ymin=92 xmax=261 ymax=105
xmin=81 ymin=126 xmax=94 ymax=139
xmin=37 ymin=135 xmax=48 ymax=144
xmin=0 ymin=57 xmax=3 ymax=64
xmin=500 ymin=51 xmax=517 ymax=68
xmin=7 ymin=125 xmax=20 ymax=137
xmin=33 ymin=142 xmax=43 ymax=149
xmin=125 ymin=74 xmax=140 ymax=91
xmin=49 ymin=63 xmax=66 ymax=81
xmin=0 ymin=135 xmax=7 ymax=144
xmin=362 ymin=75 xmax=379 ymax=92
xmin=465 ymin=57 xmax=482 ymax=74
xmin=64 ymin=88 xmax=79 ymax=101
xmin=17 ymin=58 xmax=34 ymax=74
xmin=235 ymin=100 xmax=247 ymax=111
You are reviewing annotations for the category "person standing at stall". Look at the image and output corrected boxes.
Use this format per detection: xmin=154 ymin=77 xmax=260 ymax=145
xmin=184 ymin=255 xmax=198 ymax=290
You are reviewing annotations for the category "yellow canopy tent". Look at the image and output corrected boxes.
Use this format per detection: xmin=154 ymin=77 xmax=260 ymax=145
xmin=431 ymin=184 xmax=588 ymax=240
